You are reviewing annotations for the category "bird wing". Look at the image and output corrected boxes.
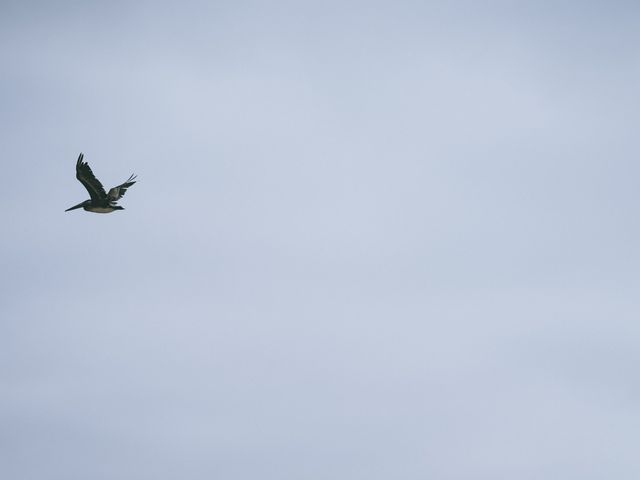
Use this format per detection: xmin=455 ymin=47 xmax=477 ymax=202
xmin=108 ymin=174 xmax=137 ymax=201
xmin=76 ymin=153 xmax=107 ymax=201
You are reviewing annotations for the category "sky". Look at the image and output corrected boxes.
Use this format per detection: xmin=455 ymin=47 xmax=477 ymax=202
xmin=2 ymin=0 xmax=640 ymax=478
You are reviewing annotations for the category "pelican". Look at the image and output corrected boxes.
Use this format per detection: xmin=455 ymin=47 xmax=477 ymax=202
xmin=66 ymin=153 xmax=137 ymax=213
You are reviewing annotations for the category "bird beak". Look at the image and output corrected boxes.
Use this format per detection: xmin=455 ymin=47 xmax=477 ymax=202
xmin=65 ymin=202 xmax=84 ymax=212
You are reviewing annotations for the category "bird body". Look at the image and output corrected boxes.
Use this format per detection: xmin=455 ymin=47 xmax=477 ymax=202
xmin=68 ymin=200 xmax=123 ymax=213
xmin=66 ymin=153 xmax=136 ymax=213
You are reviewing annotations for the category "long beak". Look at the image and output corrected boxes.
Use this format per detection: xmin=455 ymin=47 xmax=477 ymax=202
xmin=65 ymin=202 xmax=85 ymax=212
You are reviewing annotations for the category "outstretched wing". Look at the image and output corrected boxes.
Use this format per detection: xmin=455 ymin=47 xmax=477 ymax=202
xmin=108 ymin=174 xmax=137 ymax=201
xmin=76 ymin=153 xmax=107 ymax=201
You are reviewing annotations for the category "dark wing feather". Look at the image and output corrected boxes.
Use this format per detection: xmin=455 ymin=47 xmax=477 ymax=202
xmin=108 ymin=174 xmax=137 ymax=201
xmin=75 ymin=153 xmax=107 ymax=201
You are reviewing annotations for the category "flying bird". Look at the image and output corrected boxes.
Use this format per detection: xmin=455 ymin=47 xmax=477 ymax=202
xmin=66 ymin=153 xmax=137 ymax=213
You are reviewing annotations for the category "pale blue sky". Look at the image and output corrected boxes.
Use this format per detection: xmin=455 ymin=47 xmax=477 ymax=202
xmin=2 ymin=1 xmax=640 ymax=478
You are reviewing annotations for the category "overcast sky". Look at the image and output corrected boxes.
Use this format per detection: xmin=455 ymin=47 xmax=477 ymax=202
xmin=2 ymin=1 xmax=640 ymax=478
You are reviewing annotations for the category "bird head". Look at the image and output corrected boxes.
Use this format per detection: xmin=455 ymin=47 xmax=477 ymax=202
xmin=65 ymin=200 xmax=89 ymax=212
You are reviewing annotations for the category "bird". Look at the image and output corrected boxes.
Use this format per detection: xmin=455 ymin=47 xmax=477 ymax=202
xmin=66 ymin=153 xmax=137 ymax=213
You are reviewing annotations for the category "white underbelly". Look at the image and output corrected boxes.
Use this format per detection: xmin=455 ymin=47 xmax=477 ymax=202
xmin=85 ymin=207 xmax=115 ymax=213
